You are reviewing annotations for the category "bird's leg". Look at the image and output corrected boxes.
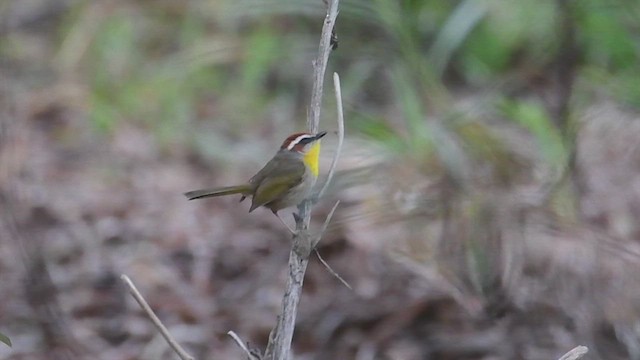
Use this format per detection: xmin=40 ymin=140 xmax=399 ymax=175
xmin=273 ymin=211 xmax=296 ymax=234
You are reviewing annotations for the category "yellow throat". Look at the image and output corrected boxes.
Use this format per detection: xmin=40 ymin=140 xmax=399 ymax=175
xmin=303 ymin=141 xmax=321 ymax=177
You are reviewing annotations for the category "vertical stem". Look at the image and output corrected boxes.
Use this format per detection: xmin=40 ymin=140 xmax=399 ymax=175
xmin=265 ymin=1 xmax=339 ymax=359
xmin=307 ymin=0 xmax=340 ymax=133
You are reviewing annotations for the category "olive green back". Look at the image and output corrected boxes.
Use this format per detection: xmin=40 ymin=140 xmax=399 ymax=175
xmin=249 ymin=150 xmax=305 ymax=212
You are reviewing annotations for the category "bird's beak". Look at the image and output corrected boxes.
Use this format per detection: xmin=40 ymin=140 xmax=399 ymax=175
xmin=314 ymin=131 xmax=327 ymax=141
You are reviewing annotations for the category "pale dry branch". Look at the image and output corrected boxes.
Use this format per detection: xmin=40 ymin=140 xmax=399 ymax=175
xmin=312 ymin=200 xmax=351 ymax=289
xmin=312 ymin=200 xmax=340 ymax=249
xmin=120 ymin=274 xmax=195 ymax=360
xmin=264 ymin=248 xmax=309 ymax=360
xmin=307 ymin=1 xmax=339 ymax=133
xmin=314 ymin=248 xmax=352 ymax=290
xmin=227 ymin=331 xmax=260 ymax=360
xmin=316 ymin=72 xmax=345 ymax=201
xmin=265 ymin=0 xmax=340 ymax=359
xmin=558 ymin=346 xmax=588 ymax=360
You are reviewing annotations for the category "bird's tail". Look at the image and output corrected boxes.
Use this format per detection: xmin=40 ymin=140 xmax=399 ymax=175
xmin=184 ymin=185 xmax=251 ymax=200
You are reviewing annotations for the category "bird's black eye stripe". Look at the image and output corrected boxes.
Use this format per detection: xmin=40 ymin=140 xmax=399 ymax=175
xmin=299 ymin=137 xmax=313 ymax=144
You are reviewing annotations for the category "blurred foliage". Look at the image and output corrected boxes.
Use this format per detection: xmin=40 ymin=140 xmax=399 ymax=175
xmin=2 ymin=0 xmax=636 ymax=261
xmin=500 ymin=98 xmax=566 ymax=168
xmin=3 ymin=0 xmax=640 ymax=358
xmin=4 ymin=0 xmax=639 ymax=296
xmin=0 ymin=332 xmax=10 ymax=348
xmin=36 ymin=0 xmax=636 ymax=221
xmin=42 ymin=0 xmax=639 ymax=146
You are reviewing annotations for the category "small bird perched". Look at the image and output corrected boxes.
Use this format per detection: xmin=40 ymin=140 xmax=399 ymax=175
xmin=184 ymin=131 xmax=327 ymax=232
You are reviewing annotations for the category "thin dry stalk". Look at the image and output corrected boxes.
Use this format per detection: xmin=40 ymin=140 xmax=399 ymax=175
xmin=316 ymin=72 xmax=345 ymax=201
xmin=264 ymin=1 xmax=340 ymax=359
xmin=120 ymin=274 xmax=194 ymax=360
xmin=558 ymin=346 xmax=588 ymax=360
xmin=314 ymin=248 xmax=351 ymax=290
xmin=227 ymin=331 xmax=260 ymax=360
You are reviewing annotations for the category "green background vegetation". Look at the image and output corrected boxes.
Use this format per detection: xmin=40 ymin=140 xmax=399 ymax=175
xmin=37 ymin=0 xmax=639 ymax=196
xmin=2 ymin=0 xmax=640 ymax=358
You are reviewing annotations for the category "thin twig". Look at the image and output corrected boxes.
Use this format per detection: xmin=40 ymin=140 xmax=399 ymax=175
xmin=314 ymin=249 xmax=352 ymax=290
xmin=312 ymin=200 xmax=350 ymax=289
xmin=264 ymin=1 xmax=340 ymax=359
xmin=316 ymin=72 xmax=345 ymax=201
xmin=558 ymin=346 xmax=588 ymax=360
xmin=308 ymin=1 xmax=339 ymax=133
xmin=227 ymin=331 xmax=260 ymax=360
xmin=120 ymin=274 xmax=195 ymax=360
xmin=312 ymin=200 xmax=340 ymax=249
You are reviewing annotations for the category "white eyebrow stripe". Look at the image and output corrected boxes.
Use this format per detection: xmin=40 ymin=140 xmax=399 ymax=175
xmin=287 ymin=134 xmax=314 ymax=150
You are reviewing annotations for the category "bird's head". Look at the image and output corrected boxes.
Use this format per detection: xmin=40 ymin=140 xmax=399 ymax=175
xmin=280 ymin=131 xmax=327 ymax=176
xmin=280 ymin=131 xmax=327 ymax=153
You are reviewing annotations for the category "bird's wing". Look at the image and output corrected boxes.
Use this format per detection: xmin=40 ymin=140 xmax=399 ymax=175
xmin=249 ymin=157 xmax=305 ymax=212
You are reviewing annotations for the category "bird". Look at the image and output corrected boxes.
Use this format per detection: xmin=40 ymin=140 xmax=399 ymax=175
xmin=184 ymin=131 xmax=327 ymax=232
